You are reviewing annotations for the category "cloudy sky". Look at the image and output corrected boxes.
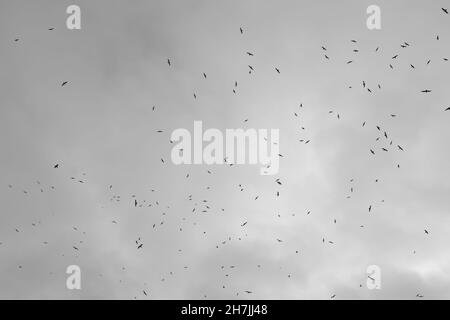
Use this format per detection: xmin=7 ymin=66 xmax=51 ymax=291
xmin=0 ymin=0 xmax=450 ymax=299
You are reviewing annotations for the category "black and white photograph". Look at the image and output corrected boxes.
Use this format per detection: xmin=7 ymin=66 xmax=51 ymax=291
xmin=0 ymin=0 xmax=449 ymax=309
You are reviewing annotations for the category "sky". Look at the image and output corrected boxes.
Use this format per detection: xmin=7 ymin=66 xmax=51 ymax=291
xmin=0 ymin=0 xmax=450 ymax=299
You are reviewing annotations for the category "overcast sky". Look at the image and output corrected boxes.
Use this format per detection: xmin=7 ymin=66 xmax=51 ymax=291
xmin=1 ymin=0 xmax=450 ymax=299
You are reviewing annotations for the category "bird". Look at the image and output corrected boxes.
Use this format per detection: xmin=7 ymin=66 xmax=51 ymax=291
xmin=61 ymin=81 xmax=68 ymax=86
xmin=442 ymin=8 xmax=448 ymax=14
xmin=53 ymin=164 xmax=59 ymax=168
xmin=445 ymin=107 xmax=450 ymax=111
xmin=275 ymin=67 xmax=280 ymax=74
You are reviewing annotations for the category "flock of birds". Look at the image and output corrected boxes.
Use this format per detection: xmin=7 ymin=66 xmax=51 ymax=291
xmin=2 ymin=6 xmax=450 ymax=300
